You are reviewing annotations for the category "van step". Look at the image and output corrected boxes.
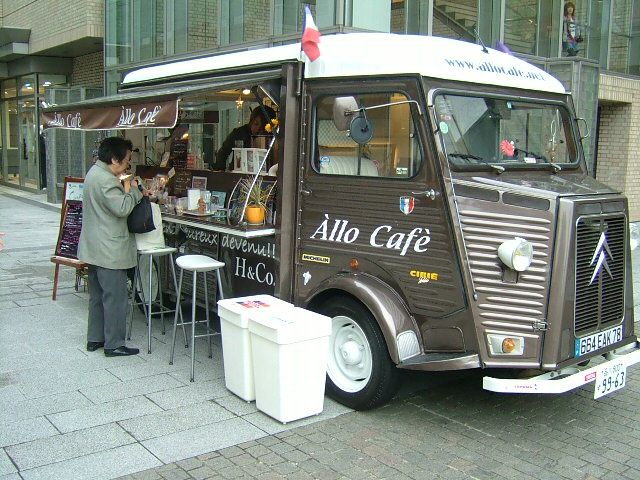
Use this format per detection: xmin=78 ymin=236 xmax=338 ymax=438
xmin=398 ymin=352 xmax=480 ymax=371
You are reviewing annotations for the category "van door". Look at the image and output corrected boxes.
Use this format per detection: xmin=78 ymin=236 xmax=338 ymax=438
xmin=295 ymin=78 xmax=467 ymax=345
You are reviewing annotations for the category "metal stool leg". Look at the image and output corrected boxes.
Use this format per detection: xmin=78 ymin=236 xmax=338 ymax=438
xmin=168 ymin=254 xmax=188 ymax=348
xmin=216 ymin=269 xmax=224 ymax=300
xmin=169 ymin=268 xmax=184 ymax=365
xmin=190 ymin=270 xmax=197 ymax=382
xmin=158 ymin=257 xmax=166 ymax=336
xmin=147 ymin=254 xmax=153 ymax=354
xmin=135 ymin=256 xmax=148 ymax=321
xmin=203 ymin=271 xmax=212 ymax=359
xmin=127 ymin=264 xmax=138 ymax=340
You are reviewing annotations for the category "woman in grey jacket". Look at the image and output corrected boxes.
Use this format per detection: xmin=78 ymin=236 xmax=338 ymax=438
xmin=78 ymin=137 xmax=143 ymax=357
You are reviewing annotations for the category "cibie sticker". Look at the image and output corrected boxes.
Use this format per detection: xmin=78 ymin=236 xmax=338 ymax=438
xmin=320 ymin=156 xmax=330 ymax=167
xmin=410 ymin=270 xmax=439 ymax=284
xmin=301 ymin=253 xmax=331 ymax=264
xmin=439 ymin=122 xmax=449 ymax=134
xmin=399 ymin=196 xmax=415 ymax=215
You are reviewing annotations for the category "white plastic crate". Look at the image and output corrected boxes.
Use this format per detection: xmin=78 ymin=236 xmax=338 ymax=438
xmin=248 ymin=307 xmax=331 ymax=423
xmin=217 ymin=295 xmax=293 ymax=401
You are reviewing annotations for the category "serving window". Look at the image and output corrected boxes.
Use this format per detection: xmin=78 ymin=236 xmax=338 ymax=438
xmin=313 ymin=92 xmax=422 ymax=179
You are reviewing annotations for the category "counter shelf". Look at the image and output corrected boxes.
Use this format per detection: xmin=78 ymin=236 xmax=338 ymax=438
xmin=162 ymin=213 xmax=275 ymax=238
xmin=155 ymin=214 xmax=276 ymax=314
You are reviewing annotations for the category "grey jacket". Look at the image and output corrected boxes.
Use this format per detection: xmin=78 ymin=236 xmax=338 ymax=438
xmin=78 ymin=161 xmax=143 ymax=269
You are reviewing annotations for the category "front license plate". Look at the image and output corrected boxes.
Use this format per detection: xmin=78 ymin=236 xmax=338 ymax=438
xmin=575 ymin=325 xmax=623 ymax=357
xmin=594 ymin=360 xmax=627 ymax=398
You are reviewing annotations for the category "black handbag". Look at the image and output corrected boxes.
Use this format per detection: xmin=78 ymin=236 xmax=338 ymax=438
xmin=127 ymin=196 xmax=156 ymax=234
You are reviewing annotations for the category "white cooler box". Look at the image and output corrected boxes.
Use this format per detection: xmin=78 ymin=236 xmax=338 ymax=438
xmin=248 ymin=307 xmax=331 ymax=423
xmin=217 ymin=295 xmax=293 ymax=401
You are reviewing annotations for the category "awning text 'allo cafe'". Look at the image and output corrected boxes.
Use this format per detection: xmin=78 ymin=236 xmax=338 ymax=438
xmin=41 ymin=98 xmax=179 ymax=131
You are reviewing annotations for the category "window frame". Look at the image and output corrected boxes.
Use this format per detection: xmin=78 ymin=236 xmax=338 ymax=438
xmin=309 ymin=82 xmax=426 ymax=181
xmin=432 ymin=89 xmax=583 ymax=173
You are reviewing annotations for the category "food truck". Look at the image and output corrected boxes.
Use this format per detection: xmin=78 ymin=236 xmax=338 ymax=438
xmin=42 ymin=33 xmax=640 ymax=410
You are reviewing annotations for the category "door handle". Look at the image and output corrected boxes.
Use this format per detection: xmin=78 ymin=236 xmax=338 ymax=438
xmin=411 ymin=189 xmax=437 ymax=200
xmin=301 ymin=188 xmax=312 ymax=196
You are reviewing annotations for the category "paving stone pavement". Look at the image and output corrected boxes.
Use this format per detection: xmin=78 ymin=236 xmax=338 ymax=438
xmin=0 ymin=188 xmax=350 ymax=480
xmin=2 ymin=185 xmax=640 ymax=480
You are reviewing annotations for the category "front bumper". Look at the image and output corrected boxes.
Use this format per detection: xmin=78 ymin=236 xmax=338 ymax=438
xmin=483 ymin=340 xmax=640 ymax=394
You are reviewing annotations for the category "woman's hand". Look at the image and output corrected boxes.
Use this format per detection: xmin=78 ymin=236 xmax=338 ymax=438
xmin=123 ymin=179 xmax=137 ymax=193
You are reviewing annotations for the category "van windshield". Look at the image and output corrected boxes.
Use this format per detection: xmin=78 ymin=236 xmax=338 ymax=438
xmin=434 ymin=94 xmax=579 ymax=171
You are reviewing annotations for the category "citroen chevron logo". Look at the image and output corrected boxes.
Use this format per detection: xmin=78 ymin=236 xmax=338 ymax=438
xmin=589 ymin=231 xmax=613 ymax=285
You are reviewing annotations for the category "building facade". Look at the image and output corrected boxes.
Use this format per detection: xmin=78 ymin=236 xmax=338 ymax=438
xmin=1 ymin=0 xmax=639 ymax=219
xmin=0 ymin=0 xmax=104 ymax=190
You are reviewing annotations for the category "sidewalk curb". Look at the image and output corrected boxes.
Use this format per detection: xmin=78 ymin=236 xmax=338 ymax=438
xmin=0 ymin=192 xmax=61 ymax=213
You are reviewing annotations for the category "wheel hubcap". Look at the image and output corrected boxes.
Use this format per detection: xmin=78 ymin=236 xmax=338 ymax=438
xmin=327 ymin=315 xmax=373 ymax=393
xmin=340 ymin=340 xmax=363 ymax=365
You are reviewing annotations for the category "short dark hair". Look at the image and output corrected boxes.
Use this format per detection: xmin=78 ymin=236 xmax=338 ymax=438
xmin=249 ymin=105 xmax=276 ymax=124
xmin=97 ymin=137 xmax=132 ymax=164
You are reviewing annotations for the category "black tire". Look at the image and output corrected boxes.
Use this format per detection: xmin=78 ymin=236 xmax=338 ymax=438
xmin=315 ymin=295 xmax=400 ymax=410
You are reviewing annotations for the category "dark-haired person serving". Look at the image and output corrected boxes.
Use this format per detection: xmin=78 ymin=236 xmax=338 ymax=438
xmin=211 ymin=106 xmax=276 ymax=171
xmin=77 ymin=136 xmax=143 ymax=357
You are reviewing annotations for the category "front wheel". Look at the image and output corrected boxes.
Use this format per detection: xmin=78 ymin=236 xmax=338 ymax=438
xmin=316 ymin=296 xmax=400 ymax=410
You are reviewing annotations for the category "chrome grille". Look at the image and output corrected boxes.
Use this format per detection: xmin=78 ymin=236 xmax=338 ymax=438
xmin=458 ymin=207 xmax=552 ymax=332
xmin=574 ymin=215 xmax=625 ymax=335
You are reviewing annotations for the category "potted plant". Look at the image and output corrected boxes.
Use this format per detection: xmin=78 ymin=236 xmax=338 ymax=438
xmin=238 ymin=176 xmax=270 ymax=224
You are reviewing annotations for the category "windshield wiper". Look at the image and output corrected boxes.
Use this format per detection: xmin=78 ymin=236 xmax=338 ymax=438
xmin=448 ymin=153 xmax=505 ymax=174
xmin=515 ymin=148 xmax=562 ymax=173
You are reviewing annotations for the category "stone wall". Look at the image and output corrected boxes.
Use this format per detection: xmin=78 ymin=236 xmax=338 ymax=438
xmin=1 ymin=0 xmax=103 ymax=53
xmin=597 ymin=73 xmax=640 ymax=221
xmin=70 ymin=51 xmax=103 ymax=87
xmin=188 ymin=0 xmax=217 ymax=51
xmin=244 ymin=0 xmax=270 ymax=42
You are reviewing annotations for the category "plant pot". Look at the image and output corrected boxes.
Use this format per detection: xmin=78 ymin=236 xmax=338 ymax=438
xmin=245 ymin=205 xmax=265 ymax=225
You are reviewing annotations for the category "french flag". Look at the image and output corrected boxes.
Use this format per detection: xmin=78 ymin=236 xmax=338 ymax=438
xmin=302 ymin=5 xmax=321 ymax=62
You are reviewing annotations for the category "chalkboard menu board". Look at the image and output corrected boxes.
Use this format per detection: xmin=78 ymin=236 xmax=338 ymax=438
xmin=171 ymin=169 xmax=193 ymax=197
xmin=169 ymin=139 xmax=188 ymax=169
xmin=56 ymin=201 xmax=83 ymax=258
xmin=54 ymin=177 xmax=85 ymax=259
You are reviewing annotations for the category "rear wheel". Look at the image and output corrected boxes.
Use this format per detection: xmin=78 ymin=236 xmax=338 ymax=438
xmin=316 ymin=295 xmax=400 ymax=410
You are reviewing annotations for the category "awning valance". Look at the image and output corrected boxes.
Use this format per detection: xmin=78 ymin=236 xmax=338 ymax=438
xmin=40 ymin=68 xmax=284 ymax=130
xmin=42 ymin=96 xmax=179 ymax=130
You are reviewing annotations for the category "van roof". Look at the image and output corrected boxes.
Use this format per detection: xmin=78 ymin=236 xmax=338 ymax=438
xmin=122 ymin=33 xmax=566 ymax=94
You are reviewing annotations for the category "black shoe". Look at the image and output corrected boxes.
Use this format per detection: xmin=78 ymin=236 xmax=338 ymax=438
xmin=104 ymin=346 xmax=139 ymax=357
xmin=86 ymin=341 xmax=105 ymax=352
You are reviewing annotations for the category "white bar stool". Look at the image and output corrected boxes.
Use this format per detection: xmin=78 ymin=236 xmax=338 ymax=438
xmin=169 ymin=254 xmax=225 ymax=382
xmin=128 ymin=246 xmax=187 ymax=354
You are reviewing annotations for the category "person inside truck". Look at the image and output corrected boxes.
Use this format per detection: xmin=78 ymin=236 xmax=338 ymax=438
xmin=211 ymin=105 xmax=276 ymax=171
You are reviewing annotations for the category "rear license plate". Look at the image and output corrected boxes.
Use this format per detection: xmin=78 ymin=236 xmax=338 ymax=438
xmin=575 ymin=325 xmax=623 ymax=357
xmin=594 ymin=360 xmax=626 ymax=398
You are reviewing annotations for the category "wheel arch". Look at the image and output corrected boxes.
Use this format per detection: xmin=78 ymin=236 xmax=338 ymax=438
xmin=303 ymin=273 xmax=422 ymax=364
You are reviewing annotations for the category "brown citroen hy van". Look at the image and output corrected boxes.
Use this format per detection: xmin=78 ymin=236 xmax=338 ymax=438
xmin=120 ymin=32 xmax=639 ymax=409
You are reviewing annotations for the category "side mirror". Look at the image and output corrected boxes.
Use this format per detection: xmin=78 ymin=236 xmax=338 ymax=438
xmin=577 ymin=117 xmax=589 ymax=140
xmin=349 ymin=113 xmax=374 ymax=145
xmin=333 ymin=96 xmax=358 ymax=131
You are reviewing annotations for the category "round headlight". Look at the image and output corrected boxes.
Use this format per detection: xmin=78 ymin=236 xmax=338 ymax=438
xmin=498 ymin=237 xmax=533 ymax=272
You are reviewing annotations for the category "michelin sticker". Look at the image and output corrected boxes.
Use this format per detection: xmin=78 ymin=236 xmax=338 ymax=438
xmin=302 ymin=253 xmax=331 ymax=264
